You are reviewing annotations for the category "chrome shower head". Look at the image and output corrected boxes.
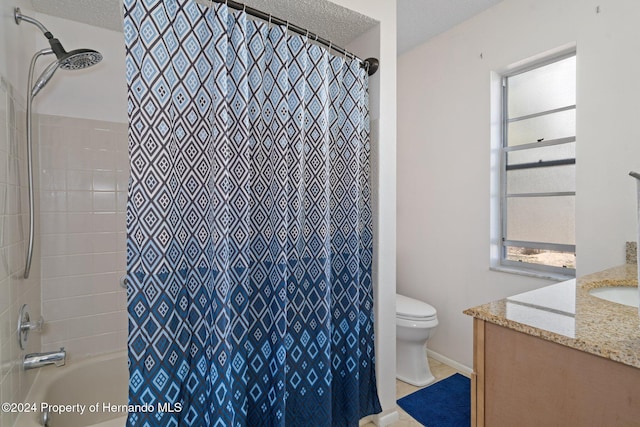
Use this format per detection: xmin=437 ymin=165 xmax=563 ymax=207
xmin=58 ymin=49 xmax=103 ymax=70
xmin=15 ymin=8 xmax=103 ymax=98
xmin=30 ymin=49 xmax=103 ymax=98
xmin=43 ymin=34 xmax=103 ymax=70
xmin=14 ymin=7 xmax=103 ymax=70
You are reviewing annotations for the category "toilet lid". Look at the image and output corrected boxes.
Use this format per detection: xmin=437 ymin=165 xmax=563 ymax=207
xmin=396 ymin=294 xmax=437 ymax=320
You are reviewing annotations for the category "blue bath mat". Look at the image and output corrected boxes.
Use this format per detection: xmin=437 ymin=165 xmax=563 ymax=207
xmin=397 ymin=373 xmax=470 ymax=427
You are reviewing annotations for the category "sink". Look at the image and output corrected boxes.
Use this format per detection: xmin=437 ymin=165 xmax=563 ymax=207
xmin=589 ymin=286 xmax=639 ymax=308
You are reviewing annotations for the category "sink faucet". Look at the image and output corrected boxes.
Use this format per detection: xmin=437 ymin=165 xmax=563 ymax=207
xmin=23 ymin=348 xmax=66 ymax=370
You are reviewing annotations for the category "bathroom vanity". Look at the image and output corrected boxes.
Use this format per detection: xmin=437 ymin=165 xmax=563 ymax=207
xmin=464 ymin=265 xmax=640 ymax=427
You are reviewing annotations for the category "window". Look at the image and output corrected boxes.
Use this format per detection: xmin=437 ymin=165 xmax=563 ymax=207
xmin=500 ymin=53 xmax=576 ymax=276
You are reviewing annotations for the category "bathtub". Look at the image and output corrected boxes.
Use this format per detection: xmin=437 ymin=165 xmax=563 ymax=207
xmin=16 ymin=351 xmax=129 ymax=427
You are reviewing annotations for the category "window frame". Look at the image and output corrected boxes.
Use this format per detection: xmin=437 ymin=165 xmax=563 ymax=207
xmin=499 ymin=51 xmax=577 ymax=277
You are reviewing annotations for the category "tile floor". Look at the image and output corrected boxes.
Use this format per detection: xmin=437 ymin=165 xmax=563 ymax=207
xmin=363 ymin=357 xmax=462 ymax=427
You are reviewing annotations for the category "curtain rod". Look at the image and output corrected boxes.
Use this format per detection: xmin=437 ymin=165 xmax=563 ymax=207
xmin=203 ymin=0 xmax=379 ymax=76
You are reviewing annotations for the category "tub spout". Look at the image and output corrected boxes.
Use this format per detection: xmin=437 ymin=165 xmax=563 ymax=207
xmin=23 ymin=347 xmax=66 ymax=370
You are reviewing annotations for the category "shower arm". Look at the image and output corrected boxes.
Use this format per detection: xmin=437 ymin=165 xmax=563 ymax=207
xmin=15 ymin=8 xmax=51 ymax=37
xmin=14 ymin=8 xmax=69 ymax=62
xmin=23 ymin=48 xmax=54 ymax=279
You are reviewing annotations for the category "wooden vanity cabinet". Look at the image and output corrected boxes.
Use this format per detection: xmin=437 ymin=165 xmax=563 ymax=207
xmin=471 ymin=318 xmax=640 ymax=427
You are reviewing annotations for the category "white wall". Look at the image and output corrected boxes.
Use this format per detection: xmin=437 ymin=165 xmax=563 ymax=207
xmin=397 ymin=0 xmax=640 ymax=369
xmin=334 ymin=0 xmax=397 ymax=422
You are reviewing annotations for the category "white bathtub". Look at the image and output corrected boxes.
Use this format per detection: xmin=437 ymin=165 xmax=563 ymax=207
xmin=16 ymin=351 xmax=129 ymax=427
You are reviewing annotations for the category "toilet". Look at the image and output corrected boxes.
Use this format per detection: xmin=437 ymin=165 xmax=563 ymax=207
xmin=396 ymin=293 xmax=439 ymax=386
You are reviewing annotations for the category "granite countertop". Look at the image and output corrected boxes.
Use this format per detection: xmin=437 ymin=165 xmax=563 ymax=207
xmin=464 ymin=264 xmax=640 ymax=368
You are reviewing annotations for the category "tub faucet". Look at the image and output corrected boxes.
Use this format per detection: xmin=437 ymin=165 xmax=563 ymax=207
xmin=23 ymin=347 xmax=66 ymax=370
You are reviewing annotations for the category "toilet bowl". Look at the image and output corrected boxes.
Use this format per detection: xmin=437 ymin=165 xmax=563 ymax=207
xmin=396 ymin=293 xmax=438 ymax=386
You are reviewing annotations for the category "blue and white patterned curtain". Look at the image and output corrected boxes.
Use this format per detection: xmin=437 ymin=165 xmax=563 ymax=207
xmin=123 ymin=1 xmax=380 ymax=426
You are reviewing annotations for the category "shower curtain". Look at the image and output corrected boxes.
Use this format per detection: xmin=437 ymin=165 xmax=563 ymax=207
xmin=123 ymin=1 xmax=381 ymax=426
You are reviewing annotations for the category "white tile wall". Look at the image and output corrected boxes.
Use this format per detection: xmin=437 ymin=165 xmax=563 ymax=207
xmin=38 ymin=114 xmax=128 ymax=361
xmin=0 ymin=76 xmax=42 ymax=427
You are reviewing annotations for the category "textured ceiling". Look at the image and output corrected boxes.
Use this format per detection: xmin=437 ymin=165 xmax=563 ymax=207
xmin=397 ymin=0 xmax=503 ymax=54
xmin=29 ymin=0 xmax=505 ymax=55
xmin=230 ymin=0 xmax=377 ymax=46
xmin=29 ymin=0 xmax=378 ymax=46
xmin=30 ymin=0 xmax=125 ymax=32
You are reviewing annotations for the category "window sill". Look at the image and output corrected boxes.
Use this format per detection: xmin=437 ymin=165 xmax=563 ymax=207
xmin=490 ymin=265 xmax=574 ymax=282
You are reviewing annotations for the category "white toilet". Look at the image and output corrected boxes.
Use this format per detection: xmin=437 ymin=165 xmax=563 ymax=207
xmin=395 ymin=293 xmax=439 ymax=386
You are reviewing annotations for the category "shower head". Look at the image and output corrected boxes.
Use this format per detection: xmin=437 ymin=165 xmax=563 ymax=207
xmin=29 ymin=48 xmax=103 ymax=99
xmin=46 ymin=36 xmax=103 ymax=70
xmin=15 ymin=8 xmax=103 ymax=98
xmin=58 ymin=49 xmax=103 ymax=70
xmin=15 ymin=8 xmax=103 ymax=68
xmin=29 ymin=48 xmax=103 ymax=98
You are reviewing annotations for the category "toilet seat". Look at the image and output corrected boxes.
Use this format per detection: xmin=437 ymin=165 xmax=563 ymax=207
xmin=396 ymin=316 xmax=438 ymax=329
xmin=396 ymin=294 xmax=437 ymax=321
xmin=397 ymin=313 xmax=437 ymax=322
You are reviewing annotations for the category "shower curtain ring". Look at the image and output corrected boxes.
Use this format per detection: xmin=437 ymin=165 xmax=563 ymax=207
xmin=243 ymin=4 xmax=246 ymax=13
xmin=268 ymin=14 xmax=272 ymax=26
